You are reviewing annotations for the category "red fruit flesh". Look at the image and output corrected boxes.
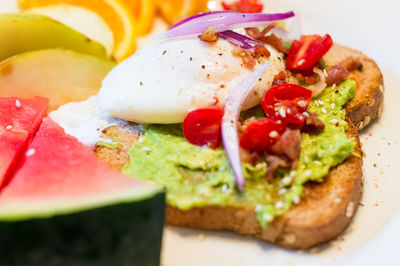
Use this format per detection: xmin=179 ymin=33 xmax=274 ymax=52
xmin=0 ymin=97 xmax=48 ymax=188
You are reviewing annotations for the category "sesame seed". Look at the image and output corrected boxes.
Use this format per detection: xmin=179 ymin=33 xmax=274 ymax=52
xmin=6 ymin=125 xmax=12 ymax=130
xmin=222 ymin=184 xmax=228 ymax=193
xmin=321 ymin=108 xmax=328 ymax=114
xmin=297 ymin=100 xmax=306 ymax=108
xmin=290 ymin=170 xmax=297 ymax=177
xmin=346 ymin=201 xmax=355 ymax=218
xmin=331 ymin=103 xmax=336 ymax=109
xmin=275 ymin=201 xmax=284 ymax=209
xmin=304 ymin=170 xmax=312 ymax=177
xmin=142 ymin=147 xmax=151 ymax=152
xmin=332 ymin=84 xmax=336 ymax=90
xmin=304 ymin=156 xmax=310 ymax=163
xmin=282 ymin=176 xmax=292 ymax=185
xmin=318 ymin=100 xmax=325 ymax=105
xmin=314 ymin=161 xmax=322 ymax=165
xmin=278 ymin=188 xmax=287 ymax=195
xmin=297 ymin=59 xmax=305 ymax=66
xmin=197 ymin=233 xmax=205 ymax=241
xmin=330 ymin=119 xmax=339 ymax=124
xmin=255 ymin=204 xmax=262 ymax=212
xmin=323 ymin=69 xmax=328 ymax=77
xmin=278 ymin=108 xmax=286 ymax=118
xmin=318 ymin=150 xmax=324 ymax=158
xmin=269 ymin=130 xmax=278 ymax=138
xmin=293 ymin=195 xmax=300 ymax=205
xmin=303 ymin=112 xmax=310 ymax=117
xmin=334 ymin=198 xmax=341 ymax=203
xmin=263 ymin=213 xmax=273 ymax=222
xmin=314 ymin=100 xmax=319 ymax=107
xmin=26 ymin=148 xmax=35 ymax=157
xmin=15 ymin=100 xmax=21 ymax=108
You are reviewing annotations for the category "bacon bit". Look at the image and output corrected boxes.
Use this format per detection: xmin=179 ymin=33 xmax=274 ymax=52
xmin=260 ymin=34 xmax=288 ymax=54
xmin=245 ymin=23 xmax=278 ymax=39
xmin=232 ymin=46 xmax=256 ymax=70
xmin=265 ymin=155 xmax=291 ymax=181
xmin=222 ymin=0 xmax=264 ymax=13
xmin=240 ymin=148 xmax=260 ymax=164
xmin=198 ymin=26 xmax=219 ymax=42
xmin=252 ymin=45 xmax=271 ymax=59
xmin=272 ymin=71 xmax=287 ymax=86
xmin=303 ymin=112 xmax=325 ymax=133
xmin=295 ymin=72 xmax=318 ymax=85
xmin=271 ymin=129 xmax=302 ymax=161
xmin=339 ymin=57 xmax=362 ymax=71
xmin=326 ymin=65 xmax=350 ymax=86
xmin=232 ymin=45 xmax=271 ymax=70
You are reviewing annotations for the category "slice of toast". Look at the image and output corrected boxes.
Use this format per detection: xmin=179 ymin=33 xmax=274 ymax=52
xmin=94 ymin=44 xmax=377 ymax=249
xmin=95 ymin=119 xmax=362 ymax=249
xmin=324 ymin=44 xmax=384 ymax=130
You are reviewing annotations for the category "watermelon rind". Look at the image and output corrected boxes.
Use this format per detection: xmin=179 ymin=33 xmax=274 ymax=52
xmin=0 ymin=191 xmax=165 ymax=266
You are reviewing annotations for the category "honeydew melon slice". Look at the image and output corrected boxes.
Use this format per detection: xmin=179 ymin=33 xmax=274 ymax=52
xmin=0 ymin=13 xmax=107 ymax=61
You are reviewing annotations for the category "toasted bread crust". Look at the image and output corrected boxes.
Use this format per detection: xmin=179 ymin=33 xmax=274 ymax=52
xmin=324 ymin=44 xmax=384 ymax=130
xmin=95 ymin=120 xmax=362 ymax=249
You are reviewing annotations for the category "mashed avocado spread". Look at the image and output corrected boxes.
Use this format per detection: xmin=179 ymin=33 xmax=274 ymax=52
xmin=122 ymin=80 xmax=356 ymax=226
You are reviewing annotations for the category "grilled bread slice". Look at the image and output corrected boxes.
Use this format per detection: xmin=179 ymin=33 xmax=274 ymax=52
xmin=95 ymin=119 xmax=362 ymax=249
xmin=94 ymin=44 xmax=381 ymax=248
xmin=324 ymin=44 xmax=384 ymax=130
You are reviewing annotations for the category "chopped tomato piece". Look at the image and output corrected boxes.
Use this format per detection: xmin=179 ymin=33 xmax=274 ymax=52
xmin=240 ymin=118 xmax=286 ymax=151
xmin=183 ymin=108 xmax=224 ymax=149
xmin=262 ymin=84 xmax=312 ymax=125
xmin=222 ymin=0 xmax=263 ymax=13
xmin=286 ymin=34 xmax=333 ymax=70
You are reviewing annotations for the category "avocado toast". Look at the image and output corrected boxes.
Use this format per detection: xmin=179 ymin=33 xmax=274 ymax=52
xmin=95 ymin=43 xmax=383 ymax=249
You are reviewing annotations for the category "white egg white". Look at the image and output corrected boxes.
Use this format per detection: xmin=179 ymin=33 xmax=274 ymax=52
xmin=97 ymin=37 xmax=286 ymax=124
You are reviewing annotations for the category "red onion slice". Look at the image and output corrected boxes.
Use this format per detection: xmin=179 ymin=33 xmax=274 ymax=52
xmin=219 ymin=30 xmax=265 ymax=49
xmin=170 ymin=11 xmax=234 ymax=30
xmin=154 ymin=11 xmax=295 ymax=40
xmin=222 ymin=62 xmax=271 ymax=191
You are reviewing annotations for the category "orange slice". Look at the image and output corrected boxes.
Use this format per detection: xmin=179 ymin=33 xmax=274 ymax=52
xmin=123 ymin=0 xmax=156 ymax=35
xmin=18 ymin=0 xmax=137 ymax=61
xmin=155 ymin=0 xmax=209 ymax=25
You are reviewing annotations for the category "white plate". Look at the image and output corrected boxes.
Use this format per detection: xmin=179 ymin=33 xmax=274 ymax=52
xmin=1 ymin=1 xmax=399 ymax=265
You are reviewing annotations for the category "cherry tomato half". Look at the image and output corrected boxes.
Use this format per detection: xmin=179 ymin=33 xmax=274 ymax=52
xmin=286 ymin=34 xmax=333 ymax=70
xmin=222 ymin=0 xmax=264 ymax=13
xmin=183 ymin=108 xmax=224 ymax=149
xmin=262 ymin=84 xmax=312 ymax=125
xmin=240 ymin=118 xmax=286 ymax=151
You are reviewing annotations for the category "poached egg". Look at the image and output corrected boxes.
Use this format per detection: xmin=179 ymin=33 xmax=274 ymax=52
xmin=97 ymin=37 xmax=285 ymax=124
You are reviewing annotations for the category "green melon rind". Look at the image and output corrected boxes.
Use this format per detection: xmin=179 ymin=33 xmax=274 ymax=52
xmin=0 ymin=191 xmax=165 ymax=266
xmin=0 ymin=184 xmax=163 ymax=222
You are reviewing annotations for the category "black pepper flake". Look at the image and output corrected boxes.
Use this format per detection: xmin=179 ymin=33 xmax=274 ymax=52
xmin=220 ymin=84 xmax=225 ymax=88
xmin=162 ymin=50 xmax=167 ymax=55
xmin=180 ymin=50 xmax=183 ymax=54
xmin=242 ymin=15 xmax=246 ymax=18
xmin=201 ymin=65 xmax=206 ymax=69
xmin=218 ymin=53 xmax=223 ymax=56
xmin=207 ymin=74 xmax=210 ymax=79
xmin=358 ymin=64 xmax=363 ymax=71
xmin=335 ymin=90 xmax=339 ymax=93
xmin=259 ymin=78 xmax=262 ymax=81
xmin=140 ymin=81 xmax=143 ymax=86
xmin=190 ymin=57 xmax=193 ymax=61
xmin=277 ymin=57 xmax=282 ymax=61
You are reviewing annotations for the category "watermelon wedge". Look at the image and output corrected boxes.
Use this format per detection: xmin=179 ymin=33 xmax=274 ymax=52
xmin=0 ymin=96 xmax=48 ymax=188
xmin=0 ymin=118 xmax=165 ymax=266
